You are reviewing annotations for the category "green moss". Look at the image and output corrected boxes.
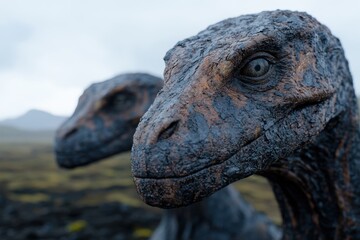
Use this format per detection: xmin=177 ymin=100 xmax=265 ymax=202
xmin=8 ymin=193 xmax=50 ymax=203
xmin=0 ymin=143 xmax=281 ymax=225
xmin=67 ymin=220 xmax=87 ymax=232
xmin=133 ymin=227 xmax=153 ymax=238
xmin=76 ymin=190 xmax=142 ymax=207
xmin=105 ymin=192 xmax=142 ymax=207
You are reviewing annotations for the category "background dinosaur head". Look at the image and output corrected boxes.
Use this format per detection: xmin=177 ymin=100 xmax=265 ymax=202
xmin=55 ymin=73 xmax=162 ymax=168
xmin=131 ymin=10 xmax=356 ymax=208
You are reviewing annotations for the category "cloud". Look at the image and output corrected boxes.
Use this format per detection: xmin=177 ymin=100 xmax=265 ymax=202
xmin=0 ymin=0 xmax=359 ymax=119
xmin=0 ymin=71 xmax=81 ymax=118
xmin=0 ymin=22 xmax=32 ymax=70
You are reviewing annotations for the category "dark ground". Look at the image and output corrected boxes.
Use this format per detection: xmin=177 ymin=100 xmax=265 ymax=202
xmin=0 ymin=143 xmax=279 ymax=240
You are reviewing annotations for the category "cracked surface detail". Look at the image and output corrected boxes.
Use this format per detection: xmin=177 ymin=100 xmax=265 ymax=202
xmin=54 ymin=73 xmax=163 ymax=168
xmin=131 ymin=10 xmax=360 ymax=239
xmin=54 ymin=73 xmax=281 ymax=240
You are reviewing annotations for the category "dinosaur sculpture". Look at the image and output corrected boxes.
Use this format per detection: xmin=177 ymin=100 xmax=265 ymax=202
xmin=55 ymin=73 xmax=163 ymax=168
xmin=55 ymin=73 xmax=281 ymax=240
xmin=131 ymin=10 xmax=360 ymax=239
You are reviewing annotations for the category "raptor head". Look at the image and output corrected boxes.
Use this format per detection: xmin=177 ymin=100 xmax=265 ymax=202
xmin=131 ymin=11 xmax=355 ymax=207
xmin=55 ymin=73 xmax=163 ymax=168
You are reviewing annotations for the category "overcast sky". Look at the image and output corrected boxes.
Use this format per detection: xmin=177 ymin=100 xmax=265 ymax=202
xmin=0 ymin=0 xmax=359 ymax=119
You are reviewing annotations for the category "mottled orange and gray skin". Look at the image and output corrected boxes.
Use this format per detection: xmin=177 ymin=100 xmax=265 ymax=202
xmin=54 ymin=73 xmax=281 ymax=240
xmin=131 ymin=10 xmax=360 ymax=239
xmin=55 ymin=73 xmax=163 ymax=168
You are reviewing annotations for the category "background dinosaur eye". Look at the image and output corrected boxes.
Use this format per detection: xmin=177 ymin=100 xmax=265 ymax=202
xmin=104 ymin=91 xmax=136 ymax=113
xmin=240 ymin=58 xmax=271 ymax=78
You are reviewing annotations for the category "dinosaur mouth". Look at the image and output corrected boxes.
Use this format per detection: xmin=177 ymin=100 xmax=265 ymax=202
xmin=132 ymin=134 xmax=261 ymax=208
xmin=133 ymin=98 xmax=323 ymax=181
xmin=55 ymin=134 xmax=122 ymax=156
xmin=132 ymin=101 xmax=328 ymax=207
xmin=55 ymin=133 xmax=131 ymax=168
xmin=133 ymin=132 xmax=262 ymax=180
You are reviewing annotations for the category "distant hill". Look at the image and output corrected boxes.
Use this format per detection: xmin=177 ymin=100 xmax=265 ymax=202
xmin=0 ymin=109 xmax=67 ymax=131
xmin=0 ymin=125 xmax=54 ymax=143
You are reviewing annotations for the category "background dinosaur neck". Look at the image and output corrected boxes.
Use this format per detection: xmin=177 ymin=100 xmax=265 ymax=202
xmin=264 ymin=108 xmax=360 ymax=239
xmin=151 ymin=186 xmax=281 ymax=240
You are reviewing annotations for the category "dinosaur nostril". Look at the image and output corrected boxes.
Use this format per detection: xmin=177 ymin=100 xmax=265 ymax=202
xmin=158 ymin=121 xmax=179 ymax=141
xmin=63 ymin=128 xmax=79 ymax=139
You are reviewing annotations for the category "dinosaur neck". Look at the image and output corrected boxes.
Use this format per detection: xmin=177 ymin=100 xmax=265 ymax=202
xmin=152 ymin=186 xmax=280 ymax=240
xmin=265 ymin=107 xmax=360 ymax=240
xmin=165 ymin=186 xmax=254 ymax=238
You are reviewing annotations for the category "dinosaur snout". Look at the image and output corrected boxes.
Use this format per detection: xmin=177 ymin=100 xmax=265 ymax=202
xmin=57 ymin=126 xmax=79 ymax=140
xmin=55 ymin=115 xmax=83 ymax=141
xmin=157 ymin=120 xmax=179 ymax=142
xmin=131 ymin=117 xmax=183 ymax=178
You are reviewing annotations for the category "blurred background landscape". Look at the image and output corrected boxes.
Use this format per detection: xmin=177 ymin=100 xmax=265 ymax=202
xmin=1 ymin=0 xmax=359 ymax=239
xmin=0 ymin=109 xmax=279 ymax=239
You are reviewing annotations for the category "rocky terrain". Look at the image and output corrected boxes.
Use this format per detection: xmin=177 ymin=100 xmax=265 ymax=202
xmin=0 ymin=143 xmax=279 ymax=240
xmin=0 ymin=189 xmax=161 ymax=240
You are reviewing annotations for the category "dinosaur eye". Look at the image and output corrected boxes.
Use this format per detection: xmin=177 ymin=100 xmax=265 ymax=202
xmin=240 ymin=58 xmax=271 ymax=78
xmin=232 ymin=53 xmax=278 ymax=91
xmin=104 ymin=91 xmax=136 ymax=113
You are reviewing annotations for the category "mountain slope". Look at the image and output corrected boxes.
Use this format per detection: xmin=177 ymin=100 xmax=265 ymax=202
xmin=0 ymin=109 xmax=66 ymax=131
xmin=0 ymin=125 xmax=54 ymax=143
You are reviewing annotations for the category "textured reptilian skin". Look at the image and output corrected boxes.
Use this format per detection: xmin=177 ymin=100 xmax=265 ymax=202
xmin=131 ymin=11 xmax=360 ymax=239
xmin=55 ymin=73 xmax=281 ymax=240
xmin=55 ymin=73 xmax=163 ymax=168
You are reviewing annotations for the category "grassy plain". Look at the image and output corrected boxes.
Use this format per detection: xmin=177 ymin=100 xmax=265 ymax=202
xmin=0 ymin=142 xmax=280 ymax=239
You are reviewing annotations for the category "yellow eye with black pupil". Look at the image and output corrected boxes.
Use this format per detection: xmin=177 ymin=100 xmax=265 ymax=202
xmin=241 ymin=58 xmax=270 ymax=78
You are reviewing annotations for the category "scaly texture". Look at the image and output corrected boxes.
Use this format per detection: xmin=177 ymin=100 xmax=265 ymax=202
xmin=55 ymin=73 xmax=280 ymax=240
xmin=131 ymin=10 xmax=360 ymax=239
xmin=55 ymin=73 xmax=162 ymax=168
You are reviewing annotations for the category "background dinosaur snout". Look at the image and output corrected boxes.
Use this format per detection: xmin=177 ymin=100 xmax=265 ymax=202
xmin=55 ymin=73 xmax=163 ymax=168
